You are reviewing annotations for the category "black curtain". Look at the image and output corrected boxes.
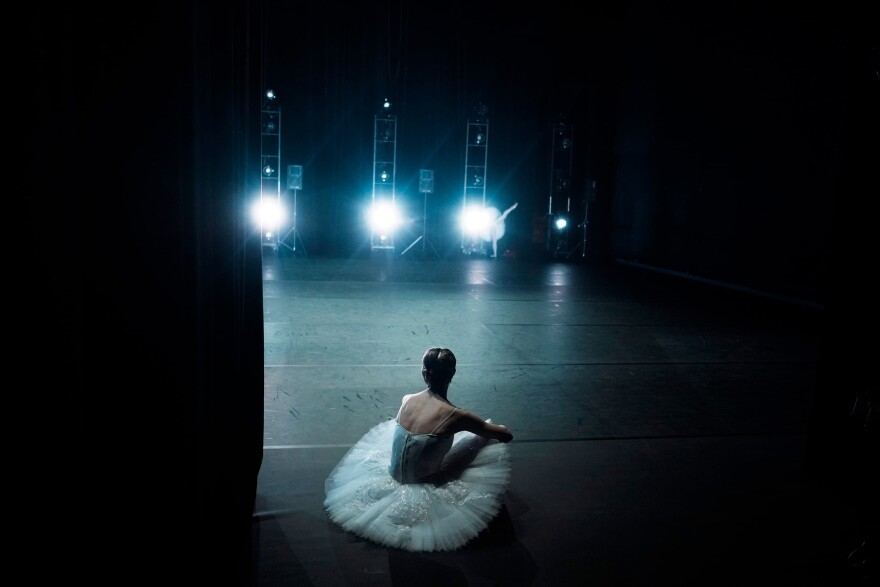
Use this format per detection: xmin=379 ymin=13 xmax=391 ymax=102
xmin=31 ymin=2 xmax=264 ymax=584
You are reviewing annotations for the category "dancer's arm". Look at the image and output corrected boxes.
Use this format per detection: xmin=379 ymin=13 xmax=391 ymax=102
xmin=454 ymin=409 xmax=513 ymax=442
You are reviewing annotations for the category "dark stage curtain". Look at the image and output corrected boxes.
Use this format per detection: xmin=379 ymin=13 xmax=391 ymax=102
xmin=30 ymin=2 xmax=265 ymax=584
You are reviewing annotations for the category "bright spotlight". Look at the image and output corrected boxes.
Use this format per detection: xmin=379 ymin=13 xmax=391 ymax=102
xmin=266 ymin=89 xmax=276 ymax=100
xmin=382 ymin=98 xmax=391 ymax=110
xmin=461 ymin=205 xmax=493 ymax=238
xmin=555 ymin=216 xmax=568 ymax=230
xmin=251 ymin=197 xmax=287 ymax=230
xmin=369 ymin=200 xmax=402 ymax=238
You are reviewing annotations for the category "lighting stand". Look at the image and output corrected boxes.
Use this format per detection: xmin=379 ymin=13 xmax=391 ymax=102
xmin=567 ymin=201 xmax=588 ymax=259
xmin=461 ymin=106 xmax=489 ymax=256
xmin=402 ymin=191 xmax=439 ymax=257
xmin=547 ymin=116 xmax=573 ymax=259
xmin=260 ymin=92 xmax=281 ymax=252
xmin=279 ymin=187 xmax=307 ymax=255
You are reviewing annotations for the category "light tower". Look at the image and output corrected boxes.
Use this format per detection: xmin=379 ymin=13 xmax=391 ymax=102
xmin=461 ymin=103 xmax=490 ymax=255
xmin=547 ymin=115 xmax=573 ymax=257
xmin=370 ymin=98 xmax=399 ymax=252
xmin=260 ymin=89 xmax=282 ymax=251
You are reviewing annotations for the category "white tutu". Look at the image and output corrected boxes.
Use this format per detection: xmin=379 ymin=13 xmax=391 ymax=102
xmin=479 ymin=207 xmax=504 ymax=242
xmin=323 ymin=419 xmax=511 ymax=552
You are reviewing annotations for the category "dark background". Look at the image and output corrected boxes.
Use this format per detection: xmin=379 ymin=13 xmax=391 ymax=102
xmin=262 ymin=0 xmax=628 ymax=262
xmin=29 ymin=0 xmax=876 ymax=584
xmin=263 ymin=0 xmax=864 ymax=310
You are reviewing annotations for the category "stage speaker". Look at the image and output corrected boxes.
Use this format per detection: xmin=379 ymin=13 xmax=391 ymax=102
xmin=288 ymin=165 xmax=303 ymax=190
xmin=419 ymin=169 xmax=434 ymax=193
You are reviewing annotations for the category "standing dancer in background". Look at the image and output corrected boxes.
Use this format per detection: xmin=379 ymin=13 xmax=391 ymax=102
xmin=482 ymin=202 xmax=518 ymax=258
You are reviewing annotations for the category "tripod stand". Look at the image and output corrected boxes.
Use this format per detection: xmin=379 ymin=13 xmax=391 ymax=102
xmin=401 ymin=190 xmax=439 ymax=257
xmin=279 ymin=188 xmax=307 ymax=255
xmin=567 ymin=200 xmax=589 ymax=259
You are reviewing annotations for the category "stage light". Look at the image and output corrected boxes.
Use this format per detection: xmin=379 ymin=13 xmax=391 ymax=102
xmin=263 ymin=89 xmax=279 ymax=112
xmin=475 ymin=132 xmax=485 ymax=144
xmin=263 ymin=112 xmax=278 ymax=133
xmin=251 ymin=197 xmax=287 ymax=231
xmin=382 ymin=98 xmax=391 ymax=110
xmin=263 ymin=164 xmax=275 ymax=176
xmin=461 ymin=205 xmax=492 ymax=238
xmin=368 ymin=199 xmax=402 ymax=240
xmin=555 ymin=216 xmax=568 ymax=230
xmin=383 ymin=125 xmax=394 ymax=141
xmin=376 ymin=162 xmax=394 ymax=182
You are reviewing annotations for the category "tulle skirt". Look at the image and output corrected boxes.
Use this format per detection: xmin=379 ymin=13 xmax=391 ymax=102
xmin=323 ymin=419 xmax=511 ymax=552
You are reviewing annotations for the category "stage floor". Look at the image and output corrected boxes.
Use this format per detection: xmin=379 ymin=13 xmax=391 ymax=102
xmin=253 ymin=253 xmax=859 ymax=586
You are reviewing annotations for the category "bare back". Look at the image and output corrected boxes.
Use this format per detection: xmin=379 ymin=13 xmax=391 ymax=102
xmin=397 ymin=392 xmax=459 ymax=436
xmin=396 ymin=391 xmax=513 ymax=442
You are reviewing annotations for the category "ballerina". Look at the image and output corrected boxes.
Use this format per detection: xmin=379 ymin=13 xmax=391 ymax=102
xmin=323 ymin=347 xmax=514 ymax=552
xmin=481 ymin=202 xmax=518 ymax=257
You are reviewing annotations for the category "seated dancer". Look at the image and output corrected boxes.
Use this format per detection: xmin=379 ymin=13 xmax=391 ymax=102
xmin=324 ymin=347 xmax=514 ymax=552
